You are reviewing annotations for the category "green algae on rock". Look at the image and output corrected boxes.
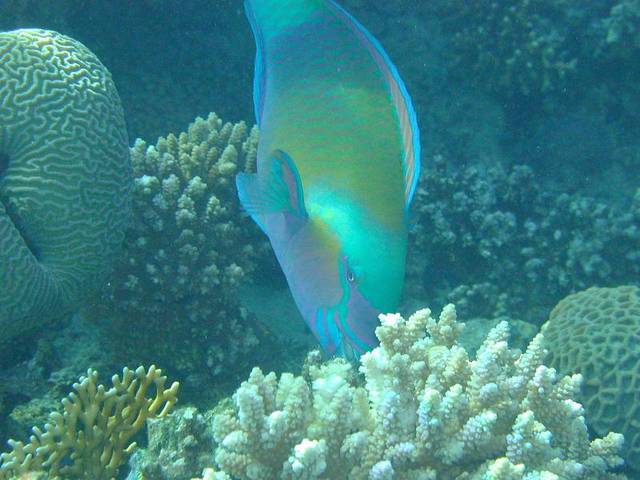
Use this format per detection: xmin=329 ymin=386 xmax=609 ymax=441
xmin=0 ymin=29 xmax=131 ymax=341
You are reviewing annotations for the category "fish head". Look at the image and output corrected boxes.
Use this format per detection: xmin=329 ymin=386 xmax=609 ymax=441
xmin=278 ymin=213 xmax=405 ymax=360
xmin=237 ymin=149 xmax=408 ymax=360
xmin=336 ymin=229 xmax=407 ymax=358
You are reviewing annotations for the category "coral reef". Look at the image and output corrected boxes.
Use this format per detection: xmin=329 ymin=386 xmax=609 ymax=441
xmin=0 ymin=29 xmax=131 ymax=342
xmin=430 ymin=0 xmax=637 ymax=102
xmin=193 ymin=468 xmax=231 ymax=480
xmin=541 ymin=286 xmax=640 ymax=471
xmin=601 ymin=0 xmax=640 ymax=60
xmin=433 ymin=0 xmax=579 ymax=99
xmin=0 ymin=366 xmax=179 ymax=480
xmin=103 ymin=114 xmax=264 ymax=382
xmin=0 ymin=313 xmax=120 ymax=443
xmin=127 ymin=406 xmax=215 ymax=480
xmin=209 ymin=306 xmax=626 ymax=479
xmin=429 ymin=0 xmax=640 ymax=177
xmin=109 ymin=113 xmax=258 ymax=319
xmin=408 ymin=156 xmax=640 ymax=322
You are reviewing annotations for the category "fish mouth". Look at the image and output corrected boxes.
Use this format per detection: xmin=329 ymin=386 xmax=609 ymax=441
xmin=313 ymin=303 xmax=380 ymax=360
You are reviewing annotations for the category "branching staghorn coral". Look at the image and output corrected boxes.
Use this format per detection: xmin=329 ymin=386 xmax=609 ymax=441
xmin=209 ymin=306 xmax=626 ymax=479
xmin=0 ymin=29 xmax=131 ymax=342
xmin=104 ymin=114 xmax=264 ymax=379
xmin=0 ymin=365 xmax=179 ymax=480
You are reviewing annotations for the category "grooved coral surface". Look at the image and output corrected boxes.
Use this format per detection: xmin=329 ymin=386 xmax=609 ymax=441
xmin=0 ymin=29 xmax=131 ymax=340
xmin=542 ymin=286 xmax=640 ymax=470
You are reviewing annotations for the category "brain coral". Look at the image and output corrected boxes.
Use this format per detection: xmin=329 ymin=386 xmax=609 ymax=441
xmin=541 ymin=286 xmax=640 ymax=470
xmin=0 ymin=29 xmax=131 ymax=341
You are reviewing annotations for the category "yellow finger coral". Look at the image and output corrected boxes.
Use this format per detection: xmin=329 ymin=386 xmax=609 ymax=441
xmin=0 ymin=365 xmax=179 ymax=480
xmin=0 ymin=29 xmax=131 ymax=341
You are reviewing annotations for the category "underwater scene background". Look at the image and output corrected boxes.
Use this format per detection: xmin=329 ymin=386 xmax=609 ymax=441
xmin=0 ymin=0 xmax=639 ymax=478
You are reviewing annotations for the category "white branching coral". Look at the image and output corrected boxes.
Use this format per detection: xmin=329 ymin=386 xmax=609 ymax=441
xmin=210 ymin=306 xmax=626 ymax=480
xmin=111 ymin=113 xmax=259 ymax=317
xmin=101 ymin=113 xmax=263 ymax=379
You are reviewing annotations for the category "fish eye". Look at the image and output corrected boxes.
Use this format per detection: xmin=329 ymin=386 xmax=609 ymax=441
xmin=342 ymin=255 xmax=358 ymax=284
xmin=346 ymin=267 xmax=356 ymax=283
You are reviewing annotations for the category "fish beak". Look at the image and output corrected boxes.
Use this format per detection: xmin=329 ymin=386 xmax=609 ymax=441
xmin=337 ymin=337 xmax=359 ymax=362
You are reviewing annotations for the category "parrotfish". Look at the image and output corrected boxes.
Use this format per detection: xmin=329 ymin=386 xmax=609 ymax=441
xmin=237 ymin=0 xmax=420 ymax=358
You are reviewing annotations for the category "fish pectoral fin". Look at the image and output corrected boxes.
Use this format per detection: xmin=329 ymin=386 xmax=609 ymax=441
xmin=236 ymin=149 xmax=308 ymax=229
xmin=269 ymin=149 xmax=307 ymax=218
xmin=236 ymin=171 xmax=268 ymax=233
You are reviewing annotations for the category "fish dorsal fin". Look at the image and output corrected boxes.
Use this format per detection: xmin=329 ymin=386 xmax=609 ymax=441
xmin=236 ymin=149 xmax=307 ymax=233
xmin=327 ymin=0 xmax=421 ymax=208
